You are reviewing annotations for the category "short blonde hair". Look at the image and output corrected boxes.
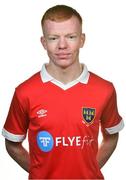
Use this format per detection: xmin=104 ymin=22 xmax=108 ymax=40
xmin=41 ymin=5 xmax=82 ymax=27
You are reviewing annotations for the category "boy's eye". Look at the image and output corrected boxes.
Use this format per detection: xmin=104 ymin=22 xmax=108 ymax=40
xmin=70 ymin=36 xmax=76 ymax=38
xmin=68 ymin=35 xmax=77 ymax=40
xmin=48 ymin=37 xmax=58 ymax=41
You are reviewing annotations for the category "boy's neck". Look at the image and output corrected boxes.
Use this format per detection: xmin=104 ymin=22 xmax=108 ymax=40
xmin=46 ymin=62 xmax=83 ymax=84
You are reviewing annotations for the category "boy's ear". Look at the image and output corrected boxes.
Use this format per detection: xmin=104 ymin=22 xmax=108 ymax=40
xmin=80 ymin=33 xmax=85 ymax=48
xmin=40 ymin=36 xmax=47 ymax=50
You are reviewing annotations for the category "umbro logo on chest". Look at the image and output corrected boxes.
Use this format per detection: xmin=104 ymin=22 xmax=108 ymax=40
xmin=37 ymin=109 xmax=47 ymax=118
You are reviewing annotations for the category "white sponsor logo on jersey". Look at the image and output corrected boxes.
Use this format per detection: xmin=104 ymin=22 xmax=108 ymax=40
xmin=37 ymin=131 xmax=94 ymax=152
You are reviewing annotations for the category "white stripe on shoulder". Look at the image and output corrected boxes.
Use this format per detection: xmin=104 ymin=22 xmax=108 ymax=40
xmin=105 ymin=120 xmax=124 ymax=134
xmin=2 ymin=128 xmax=26 ymax=142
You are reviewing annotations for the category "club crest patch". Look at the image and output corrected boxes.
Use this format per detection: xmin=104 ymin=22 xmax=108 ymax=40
xmin=82 ymin=107 xmax=96 ymax=126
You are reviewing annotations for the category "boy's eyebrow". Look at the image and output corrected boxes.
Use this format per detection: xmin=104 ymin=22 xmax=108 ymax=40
xmin=45 ymin=32 xmax=79 ymax=37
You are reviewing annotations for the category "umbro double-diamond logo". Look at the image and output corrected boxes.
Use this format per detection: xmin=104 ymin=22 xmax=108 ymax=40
xmin=37 ymin=109 xmax=47 ymax=118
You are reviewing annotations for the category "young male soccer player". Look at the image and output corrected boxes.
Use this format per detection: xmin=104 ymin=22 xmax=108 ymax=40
xmin=2 ymin=5 xmax=124 ymax=179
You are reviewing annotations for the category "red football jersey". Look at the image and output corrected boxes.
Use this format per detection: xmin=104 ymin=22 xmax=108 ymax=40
xmin=2 ymin=65 xmax=124 ymax=179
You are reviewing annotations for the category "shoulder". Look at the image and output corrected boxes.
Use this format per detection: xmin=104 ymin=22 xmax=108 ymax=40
xmin=89 ymin=72 xmax=115 ymax=93
xmin=15 ymin=71 xmax=42 ymax=98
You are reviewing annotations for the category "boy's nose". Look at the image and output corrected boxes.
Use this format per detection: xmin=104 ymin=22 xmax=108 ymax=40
xmin=58 ymin=37 xmax=68 ymax=49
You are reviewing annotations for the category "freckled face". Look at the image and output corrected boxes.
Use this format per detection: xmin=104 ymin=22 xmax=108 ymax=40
xmin=41 ymin=16 xmax=85 ymax=68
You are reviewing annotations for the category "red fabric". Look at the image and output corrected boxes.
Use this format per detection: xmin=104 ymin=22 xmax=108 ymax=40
xmin=3 ymin=72 xmax=122 ymax=179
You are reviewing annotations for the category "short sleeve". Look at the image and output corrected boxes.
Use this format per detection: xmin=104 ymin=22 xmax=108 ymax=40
xmin=2 ymin=89 xmax=29 ymax=142
xmin=100 ymin=84 xmax=124 ymax=134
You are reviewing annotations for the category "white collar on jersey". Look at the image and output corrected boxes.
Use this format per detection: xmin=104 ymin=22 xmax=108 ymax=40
xmin=40 ymin=64 xmax=90 ymax=90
